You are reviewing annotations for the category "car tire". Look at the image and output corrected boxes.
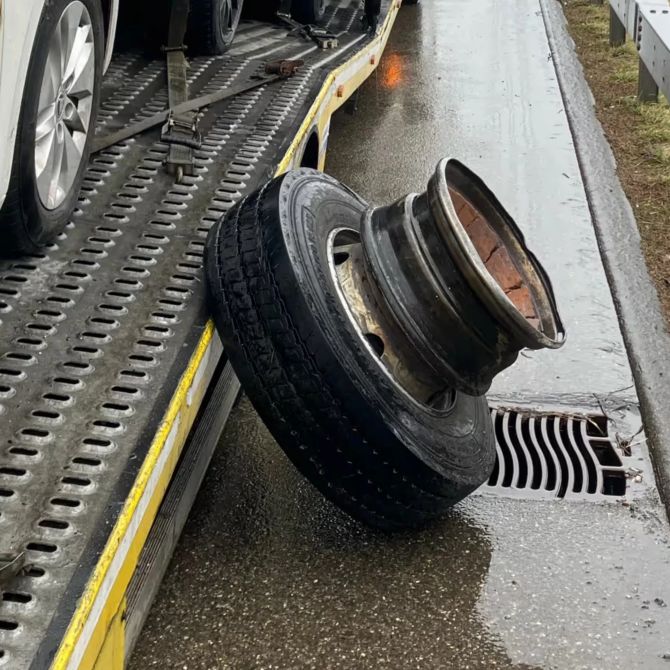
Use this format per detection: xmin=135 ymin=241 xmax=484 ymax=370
xmin=0 ymin=0 xmax=104 ymax=257
xmin=205 ymin=170 xmax=496 ymax=531
xmin=291 ymin=0 xmax=326 ymax=24
xmin=187 ymin=0 xmax=244 ymax=55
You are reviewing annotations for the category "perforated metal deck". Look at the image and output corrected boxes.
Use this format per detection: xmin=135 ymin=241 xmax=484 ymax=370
xmin=0 ymin=3 xmax=398 ymax=667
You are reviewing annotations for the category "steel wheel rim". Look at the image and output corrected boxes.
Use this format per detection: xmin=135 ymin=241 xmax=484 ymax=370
xmin=327 ymin=226 xmax=455 ymax=415
xmin=219 ymin=0 xmax=232 ymax=32
xmin=34 ymin=1 xmax=95 ymax=211
xmin=220 ymin=0 xmax=241 ymax=40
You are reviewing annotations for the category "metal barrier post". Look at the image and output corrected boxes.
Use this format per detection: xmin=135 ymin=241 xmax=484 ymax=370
xmin=610 ymin=5 xmax=627 ymax=45
xmin=638 ymin=57 xmax=659 ymax=101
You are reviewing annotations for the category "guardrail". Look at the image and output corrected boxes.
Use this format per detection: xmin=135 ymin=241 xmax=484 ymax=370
xmin=603 ymin=0 xmax=670 ymax=102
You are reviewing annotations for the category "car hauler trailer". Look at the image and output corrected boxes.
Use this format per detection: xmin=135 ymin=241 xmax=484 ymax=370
xmin=0 ymin=2 xmax=400 ymax=667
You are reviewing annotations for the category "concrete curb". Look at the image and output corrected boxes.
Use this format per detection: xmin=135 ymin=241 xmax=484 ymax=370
xmin=540 ymin=0 xmax=670 ymax=512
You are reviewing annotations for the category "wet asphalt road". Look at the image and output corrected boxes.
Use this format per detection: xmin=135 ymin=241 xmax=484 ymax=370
xmin=130 ymin=1 xmax=670 ymax=668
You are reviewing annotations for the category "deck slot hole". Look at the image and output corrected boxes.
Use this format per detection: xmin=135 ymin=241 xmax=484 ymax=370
xmin=111 ymin=385 xmax=138 ymax=395
xmin=63 ymin=361 xmax=89 ymax=370
xmin=121 ymin=266 xmax=148 ymax=276
xmin=82 ymin=331 xmax=108 ymax=341
xmin=26 ymin=542 xmax=57 ymax=553
xmin=151 ymin=311 xmax=176 ymax=321
xmin=43 ymin=393 xmax=70 ymax=402
xmin=54 ymin=377 xmax=80 ymax=386
xmin=8 ymin=447 xmax=38 ymax=456
xmin=137 ymin=339 xmax=161 ymax=348
xmin=50 ymin=497 xmax=80 ymax=508
xmin=129 ymin=354 xmax=154 ymax=363
xmin=2 ymin=592 xmax=31 ymax=604
xmin=62 ymin=476 xmax=91 ymax=486
xmin=90 ymin=317 xmax=117 ymax=326
xmin=38 ymin=519 xmax=69 ymax=530
xmin=16 ymin=338 xmax=43 ymax=347
xmin=25 ymin=566 xmax=45 ymax=577
xmin=5 ymin=353 xmax=33 ymax=362
xmin=0 ymin=368 xmax=23 ymax=377
xmin=114 ymin=278 xmax=141 ymax=288
xmin=120 ymin=369 xmax=147 ymax=379
xmin=20 ymin=428 xmax=49 ymax=438
xmin=93 ymin=420 xmax=120 ymax=429
xmin=27 ymin=323 xmax=55 ymax=333
xmin=72 ymin=457 xmax=101 ymax=466
xmin=102 ymin=402 xmax=130 ymax=411
xmin=83 ymin=437 xmax=112 ymax=447
xmin=31 ymin=410 xmax=60 ymax=420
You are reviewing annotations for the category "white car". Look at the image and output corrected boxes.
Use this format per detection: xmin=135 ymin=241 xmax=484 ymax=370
xmin=0 ymin=0 xmax=247 ymax=256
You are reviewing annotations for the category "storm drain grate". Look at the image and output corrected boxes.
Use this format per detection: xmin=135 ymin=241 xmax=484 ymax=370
xmin=486 ymin=409 xmax=628 ymax=499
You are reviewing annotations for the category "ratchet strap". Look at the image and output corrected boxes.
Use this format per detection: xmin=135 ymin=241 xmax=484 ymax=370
xmin=92 ymin=60 xmax=304 ymax=156
xmin=163 ymin=0 xmax=198 ymax=181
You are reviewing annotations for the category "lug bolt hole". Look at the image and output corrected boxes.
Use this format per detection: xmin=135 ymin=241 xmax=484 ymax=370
xmin=333 ymin=251 xmax=350 ymax=266
xmin=364 ymin=333 xmax=385 ymax=357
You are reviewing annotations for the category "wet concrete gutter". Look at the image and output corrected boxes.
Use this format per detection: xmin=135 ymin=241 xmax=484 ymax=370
xmin=539 ymin=0 xmax=670 ymax=516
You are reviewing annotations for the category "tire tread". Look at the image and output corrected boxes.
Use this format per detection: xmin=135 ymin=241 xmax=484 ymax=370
xmin=206 ymin=181 xmax=479 ymax=530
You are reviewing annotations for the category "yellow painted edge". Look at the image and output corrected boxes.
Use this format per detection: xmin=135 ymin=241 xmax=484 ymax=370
xmin=52 ymin=3 xmax=401 ymax=667
xmin=51 ymin=322 xmax=215 ymax=670
xmin=91 ymin=599 xmax=125 ymax=670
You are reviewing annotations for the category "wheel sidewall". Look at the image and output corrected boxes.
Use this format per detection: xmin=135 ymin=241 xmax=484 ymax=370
xmin=12 ymin=0 xmax=104 ymax=248
xmin=212 ymin=0 xmax=243 ymax=51
xmin=275 ymin=170 xmax=495 ymax=490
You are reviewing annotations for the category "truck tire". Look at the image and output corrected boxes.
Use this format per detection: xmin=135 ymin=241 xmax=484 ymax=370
xmin=187 ymin=0 xmax=244 ymax=55
xmin=205 ymin=170 xmax=495 ymax=530
xmin=291 ymin=0 xmax=326 ymax=24
xmin=0 ymin=0 xmax=103 ymax=256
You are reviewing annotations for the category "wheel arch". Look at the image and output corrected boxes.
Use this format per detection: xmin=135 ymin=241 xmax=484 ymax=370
xmin=299 ymin=129 xmax=321 ymax=169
